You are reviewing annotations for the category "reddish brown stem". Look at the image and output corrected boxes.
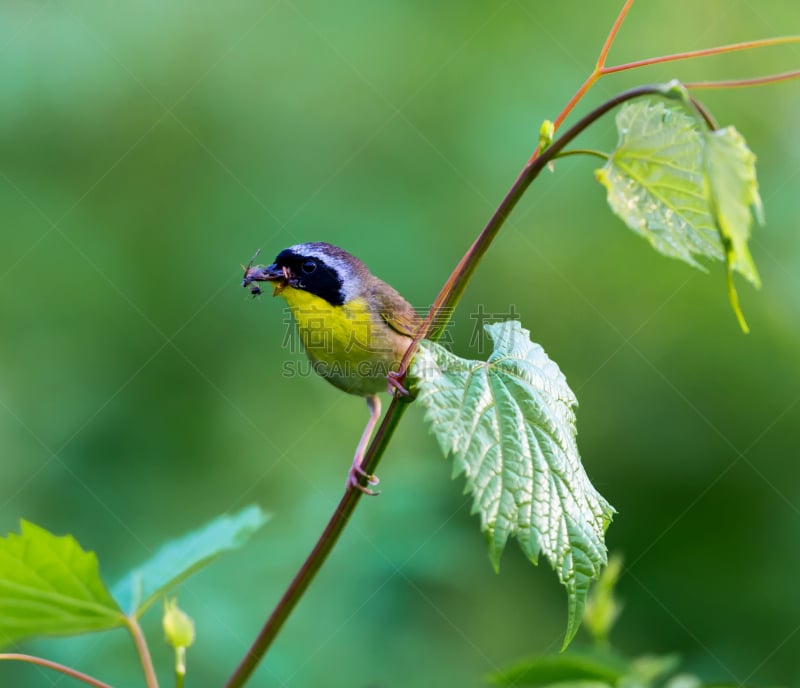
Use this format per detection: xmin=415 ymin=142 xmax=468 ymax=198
xmin=227 ymin=2 xmax=800 ymax=684
xmin=225 ymin=400 xmax=410 ymax=688
xmin=602 ymin=36 xmax=800 ymax=75
xmin=686 ymin=69 xmax=800 ymax=90
xmin=225 ymin=84 xmax=676 ymax=688
xmin=528 ymin=0 xmax=636 ymax=163
xmin=530 ymin=15 xmax=798 ymax=165
xmin=399 ymin=83 xmax=675 ymax=374
xmin=0 ymin=653 xmax=112 ymax=688
xmin=596 ymin=0 xmax=636 ymax=68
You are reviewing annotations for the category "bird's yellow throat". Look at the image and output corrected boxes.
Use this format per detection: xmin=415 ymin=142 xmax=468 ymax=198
xmin=279 ymin=286 xmax=381 ymax=362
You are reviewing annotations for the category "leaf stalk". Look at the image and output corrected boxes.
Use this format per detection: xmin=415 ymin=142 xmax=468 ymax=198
xmin=125 ymin=615 xmax=159 ymax=688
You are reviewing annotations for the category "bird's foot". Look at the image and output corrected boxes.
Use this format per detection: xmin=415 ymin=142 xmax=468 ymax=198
xmin=346 ymin=463 xmax=381 ymax=496
xmin=386 ymin=370 xmax=410 ymax=397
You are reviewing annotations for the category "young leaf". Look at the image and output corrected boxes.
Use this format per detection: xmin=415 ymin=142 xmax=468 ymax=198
xmin=704 ymin=126 xmax=763 ymax=286
xmin=487 ymin=648 xmax=629 ymax=686
xmin=594 ymin=100 xmax=722 ymax=268
xmin=411 ymin=320 xmax=614 ymax=648
xmin=112 ymin=505 xmax=269 ymax=616
xmin=595 ymin=99 xmax=763 ymax=331
xmin=0 ymin=521 xmax=125 ymax=646
xmin=703 ymin=126 xmax=763 ymax=332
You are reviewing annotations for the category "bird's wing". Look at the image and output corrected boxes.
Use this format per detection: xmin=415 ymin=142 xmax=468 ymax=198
xmin=371 ymin=284 xmax=422 ymax=338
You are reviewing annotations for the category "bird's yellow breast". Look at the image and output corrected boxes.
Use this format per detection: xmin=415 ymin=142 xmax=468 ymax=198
xmin=279 ymin=286 xmax=409 ymax=396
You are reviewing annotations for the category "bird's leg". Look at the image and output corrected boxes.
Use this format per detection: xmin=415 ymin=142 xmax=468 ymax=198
xmin=346 ymin=394 xmax=382 ymax=495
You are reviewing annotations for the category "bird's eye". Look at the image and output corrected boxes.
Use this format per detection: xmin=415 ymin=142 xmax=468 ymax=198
xmin=301 ymin=259 xmax=317 ymax=274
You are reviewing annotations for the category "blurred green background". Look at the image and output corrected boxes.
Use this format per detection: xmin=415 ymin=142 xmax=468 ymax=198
xmin=1 ymin=1 xmax=799 ymax=686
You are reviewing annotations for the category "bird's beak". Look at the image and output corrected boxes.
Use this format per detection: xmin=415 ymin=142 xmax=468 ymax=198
xmin=242 ymin=263 xmax=288 ymax=296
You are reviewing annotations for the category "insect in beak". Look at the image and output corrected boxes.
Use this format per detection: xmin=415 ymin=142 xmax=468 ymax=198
xmin=241 ymin=249 xmax=289 ymax=297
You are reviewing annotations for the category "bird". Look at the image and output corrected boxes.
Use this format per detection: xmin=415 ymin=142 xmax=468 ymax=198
xmin=242 ymin=242 xmax=421 ymax=494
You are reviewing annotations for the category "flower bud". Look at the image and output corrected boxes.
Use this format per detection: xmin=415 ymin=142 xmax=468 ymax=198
xmin=538 ymin=119 xmax=555 ymax=152
xmin=163 ymin=598 xmax=195 ymax=651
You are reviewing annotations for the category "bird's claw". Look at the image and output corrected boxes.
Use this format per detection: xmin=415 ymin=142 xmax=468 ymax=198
xmin=347 ymin=464 xmax=381 ymax=496
xmin=386 ymin=370 xmax=410 ymax=397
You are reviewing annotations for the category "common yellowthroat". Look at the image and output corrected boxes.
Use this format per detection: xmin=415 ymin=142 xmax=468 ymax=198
xmin=242 ymin=242 xmax=421 ymax=494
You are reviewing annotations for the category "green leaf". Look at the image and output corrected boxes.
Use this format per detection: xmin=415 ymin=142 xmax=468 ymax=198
xmin=487 ymin=648 xmax=629 ymax=686
xmin=595 ymin=100 xmax=722 ymax=268
xmin=411 ymin=320 xmax=614 ymax=648
xmin=704 ymin=126 xmax=763 ymax=286
xmin=621 ymin=654 xmax=681 ymax=688
xmin=704 ymin=126 xmax=763 ymax=333
xmin=0 ymin=521 xmax=124 ymax=646
xmin=595 ymin=99 xmax=762 ymax=331
xmin=113 ymin=505 xmax=269 ymax=616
